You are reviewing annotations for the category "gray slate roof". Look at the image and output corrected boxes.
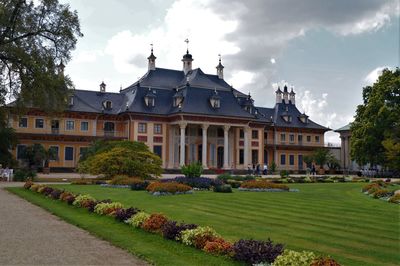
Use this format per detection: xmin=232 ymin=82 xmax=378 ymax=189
xmin=335 ymin=123 xmax=351 ymax=132
xmin=67 ymin=67 xmax=328 ymax=130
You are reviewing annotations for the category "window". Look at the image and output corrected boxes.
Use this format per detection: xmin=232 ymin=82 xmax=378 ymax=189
xmin=19 ymin=118 xmax=27 ymax=128
xmin=280 ymin=133 xmax=286 ymax=142
xmin=138 ymin=123 xmax=147 ymax=133
xmin=298 ymin=135 xmax=303 ymax=143
xmin=51 ymin=120 xmax=59 ymax=129
xmin=153 ymin=145 xmax=162 ymax=158
xmin=289 ymin=155 xmax=294 ymax=165
xmin=66 ymin=120 xmax=75 ymax=130
xmin=35 ymin=118 xmax=44 ymax=128
xmin=252 ymin=130 xmax=258 ymax=139
xmin=239 ymin=149 xmax=244 ymax=164
xmin=307 ymin=135 xmax=311 ymax=142
xmin=103 ymin=100 xmax=112 ymax=109
xmin=79 ymin=147 xmax=88 ymax=158
xmin=289 ymin=134 xmax=295 ymax=143
xmin=81 ymin=121 xmax=89 ymax=131
xmin=239 ymin=129 xmax=244 ymax=139
xmin=16 ymin=145 xmax=27 ymax=160
xmin=264 ymin=132 xmax=268 ymax=140
xmin=154 ymin=124 xmax=162 ymax=134
xmin=280 ymin=154 xmax=286 ymax=165
xmin=65 ymin=147 xmax=74 ymax=161
xmin=49 ymin=146 xmax=59 ymax=161
xmin=252 ymin=150 xmax=258 ymax=164
xmin=315 ymin=136 xmax=320 ymax=143
xmin=104 ymin=122 xmax=114 ymax=132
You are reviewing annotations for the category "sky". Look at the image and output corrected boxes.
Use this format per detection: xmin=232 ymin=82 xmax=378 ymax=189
xmin=60 ymin=0 xmax=400 ymax=144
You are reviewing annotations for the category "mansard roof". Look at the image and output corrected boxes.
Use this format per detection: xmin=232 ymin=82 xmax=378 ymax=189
xmin=257 ymin=103 xmax=329 ymax=130
xmin=64 ymin=66 xmax=328 ymax=130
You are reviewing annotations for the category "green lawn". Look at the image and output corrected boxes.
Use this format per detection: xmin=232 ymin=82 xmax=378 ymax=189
xmin=10 ymin=183 xmax=400 ymax=266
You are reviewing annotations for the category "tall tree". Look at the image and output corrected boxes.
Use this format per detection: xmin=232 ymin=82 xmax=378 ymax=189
xmin=0 ymin=0 xmax=82 ymax=114
xmin=350 ymin=68 xmax=400 ymax=169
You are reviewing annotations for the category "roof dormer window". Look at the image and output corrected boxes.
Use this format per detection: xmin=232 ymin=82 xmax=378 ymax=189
xmin=173 ymin=89 xmax=184 ymax=107
xmin=144 ymin=88 xmax=156 ymax=107
xmin=299 ymin=113 xmax=309 ymax=124
xmin=103 ymin=100 xmax=112 ymax=110
xmin=209 ymin=89 xmax=221 ymax=109
xmin=68 ymin=96 xmax=74 ymax=106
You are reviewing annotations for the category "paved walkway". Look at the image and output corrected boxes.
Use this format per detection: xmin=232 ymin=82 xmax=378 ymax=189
xmin=0 ymin=182 xmax=147 ymax=265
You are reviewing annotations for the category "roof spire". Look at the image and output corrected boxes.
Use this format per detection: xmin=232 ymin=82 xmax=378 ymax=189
xmin=185 ymin=38 xmax=189 ymax=54
xmin=147 ymin=43 xmax=156 ymax=71
xmin=216 ymin=53 xmax=224 ymax=79
xmin=182 ymin=38 xmax=193 ymax=75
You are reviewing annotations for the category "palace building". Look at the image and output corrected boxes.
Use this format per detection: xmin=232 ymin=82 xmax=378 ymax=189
xmin=9 ymin=47 xmax=329 ymax=171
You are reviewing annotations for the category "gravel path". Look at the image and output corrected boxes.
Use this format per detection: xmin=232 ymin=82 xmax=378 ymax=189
xmin=0 ymin=183 xmax=148 ymax=266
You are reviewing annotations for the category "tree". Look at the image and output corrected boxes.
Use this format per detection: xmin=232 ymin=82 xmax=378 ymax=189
xmin=0 ymin=122 xmax=18 ymax=167
xmin=313 ymin=148 xmax=330 ymax=169
xmin=78 ymin=140 xmax=163 ymax=179
xmin=22 ymin=143 xmax=56 ymax=170
xmin=0 ymin=0 xmax=82 ymax=114
xmin=351 ymin=68 xmax=400 ymax=169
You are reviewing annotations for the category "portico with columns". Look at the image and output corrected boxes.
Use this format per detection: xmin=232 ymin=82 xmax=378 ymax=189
xmin=167 ymin=121 xmax=256 ymax=170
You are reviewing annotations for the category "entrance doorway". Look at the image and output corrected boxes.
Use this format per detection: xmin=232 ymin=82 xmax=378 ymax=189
xmin=217 ymin=147 xmax=224 ymax=168
xmin=197 ymin=144 xmax=202 ymax=163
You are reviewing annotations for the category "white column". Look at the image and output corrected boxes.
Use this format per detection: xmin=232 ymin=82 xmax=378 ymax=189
xmin=179 ymin=122 xmax=187 ymax=166
xmin=243 ymin=126 xmax=250 ymax=167
xmin=202 ymin=124 xmax=209 ymax=169
xmin=223 ymin=125 xmax=230 ymax=169
xmin=168 ymin=126 xmax=175 ymax=169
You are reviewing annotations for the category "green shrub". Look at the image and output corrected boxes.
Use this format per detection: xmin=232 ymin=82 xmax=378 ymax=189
xmin=181 ymin=162 xmax=203 ymax=178
xmin=146 ymin=182 xmax=192 ymax=194
xmin=78 ymin=140 xmax=162 ymax=179
xmin=272 ymin=249 xmax=316 ymax=266
xmin=213 ymin=184 xmax=233 ymax=193
xmin=226 ymin=179 xmax=242 ymax=188
xmin=280 ymin=170 xmax=289 ymax=178
xmin=126 ymin=212 xmax=150 ymax=228
xmin=216 ymin=173 xmax=232 ymax=180
xmin=13 ymin=168 xmax=36 ymax=181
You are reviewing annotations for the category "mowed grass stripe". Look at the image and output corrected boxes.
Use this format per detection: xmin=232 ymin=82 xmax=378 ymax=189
xmin=173 ymin=196 xmax=399 ymax=243
xmin=52 ymin=183 xmax=400 ymax=266
xmin=173 ymin=202 xmax=398 ymax=262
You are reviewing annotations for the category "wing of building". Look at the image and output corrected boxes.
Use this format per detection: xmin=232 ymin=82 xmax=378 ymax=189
xmin=8 ymin=47 xmax=330 ymax=171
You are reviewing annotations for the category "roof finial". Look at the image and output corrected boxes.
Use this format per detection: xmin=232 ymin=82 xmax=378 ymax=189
xmin=218 ymin=53 xmax=221 ymax=63
xmin=184 ymin=38 xmax=189 ymax=53
xmin=150 ymin=43 xmax=154 ymax=53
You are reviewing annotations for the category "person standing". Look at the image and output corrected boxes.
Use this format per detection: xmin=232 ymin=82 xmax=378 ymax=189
xmin=263 ymin=164 xmax=268 ymax=175
xmin=311 ymin=164 xmax=316 ymax=176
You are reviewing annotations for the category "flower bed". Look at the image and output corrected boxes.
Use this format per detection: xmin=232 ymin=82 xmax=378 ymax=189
xmin=162 ymin=177 xmax=222 ymax=190
xmin=146 ymin=182 xmax=193 ymax=195
xmin=23 ymin=181 xmax=341 ymax=265
xmin=361 ymin=182 xmax=399 ymax=204
xmin=239 ymin=180 xmax=292 ymax=192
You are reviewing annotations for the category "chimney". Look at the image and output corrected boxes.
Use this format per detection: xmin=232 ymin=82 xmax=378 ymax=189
xmin=289 ymin=87 xmax=296 ymax=105
xmin=275 ymin=87 xmax=282 ymax=104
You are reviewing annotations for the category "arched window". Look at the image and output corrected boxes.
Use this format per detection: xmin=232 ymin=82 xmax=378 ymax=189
xmin=103 ymin=100 xmax=112 ymax=110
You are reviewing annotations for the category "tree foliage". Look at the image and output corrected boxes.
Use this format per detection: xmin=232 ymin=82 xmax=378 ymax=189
xmin=0 ymin=121 xmax=18 ymax=167
xmin=78 ymin=140 xmax=163 ymax=179
xmin=351 ymin=68 xmax=400 ymax=170
xmin=21 ymin=143 xmax=56 ymax=169
xmin=0 ymin=0 xmax=82 ymax=113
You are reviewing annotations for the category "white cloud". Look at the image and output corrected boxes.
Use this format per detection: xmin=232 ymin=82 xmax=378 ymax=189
xmin=364 ymin=66 xmax=390 ymax=84
xmin=270 ymin=58 xmax=276 ymax=64
xmin=72 ymin=49 xmax=104 ymax=64
xmin=104 ymin=0 xmax=239 ymax=76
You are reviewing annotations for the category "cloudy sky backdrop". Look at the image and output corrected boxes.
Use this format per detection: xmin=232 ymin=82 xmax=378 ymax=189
xmin=60 ymin=0 xmax=399 ymax=144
